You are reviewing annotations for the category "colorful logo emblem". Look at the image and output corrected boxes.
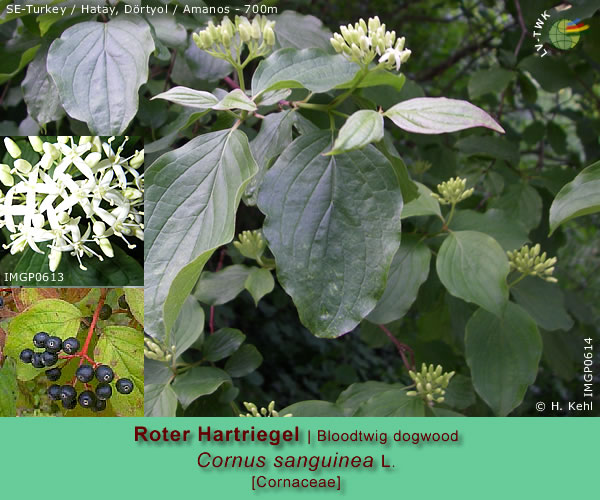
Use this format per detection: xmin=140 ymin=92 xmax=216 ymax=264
xmin=549 ymin=18 xmax=590 ymax=49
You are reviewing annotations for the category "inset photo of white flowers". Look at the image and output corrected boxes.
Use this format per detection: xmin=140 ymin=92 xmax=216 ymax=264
xmin=0 ymin=136 xmax=143 ymax=287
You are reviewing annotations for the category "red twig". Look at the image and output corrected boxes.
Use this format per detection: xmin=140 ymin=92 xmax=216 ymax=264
xmin=224 ymin=76 xmax=240 ymax=90
xmin=378 ymin=324 xmax=415 ymax=373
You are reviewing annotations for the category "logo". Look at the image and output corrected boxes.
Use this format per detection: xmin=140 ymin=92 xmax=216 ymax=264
xmin=549 ymin=18 xmax=590 ymax=50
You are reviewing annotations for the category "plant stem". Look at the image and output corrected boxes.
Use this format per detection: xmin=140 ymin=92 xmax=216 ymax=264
xmin=445 ymin=202 xmax=457 ymax=227
xmin=508 ymin=273 xmax=527 ymax=288
xmin=378 ymin=324 xmax=415 ymax=373
xmin=79 ymin=289 xmax=108 ymax=363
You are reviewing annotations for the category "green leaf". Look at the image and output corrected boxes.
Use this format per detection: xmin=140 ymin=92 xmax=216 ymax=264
xmin=171 ymin=366 xmax=230 ymax=409
xmin=124 ymin=288 xmax=144 ymax=326
xmin=401 ymin=182 xmax=442 ymax=219
xmin=152 ymin=86 xmax=219 ymax=109
xmin=244 ymin=268 xmax=275 ymax=305
xmin=144 ymin=360 xmax=172 ymax=385
xmin=171 ymin=295 xmax=204 ymax=357
xmin=547 ymin=122 xmax=567 ymax=155
xmin=213 ymin=89 xmax=257 ymax=112
xmin=144 ymin=129 xmax=257 ymax=340
xmin=384 ymin=97 xmax=505 ymax=135
xmin=489 ymin=183 xmax=542 ymax=232
xmin=337 ymin=69 xmax=406 ymax=92
xmin=21 ymin=47 xmax=64 ymax=126
xmin=224 ymin=344 xmax=263 ymax=377
xmin=367 ymin=237 xmax=431 ymax=324
xmin=5 ymin=299 xmax=81 ymax=381
xmin=258 ymin=132 xmax=403 ymax=338
xmin=511 ymin=277 xmax=574 ymax=331
xmin=549 ymin=160 xmax=600 ymax=234
xmin=376 ymin=138 xmax=419 ymax=203
xmin=174 ymin=36 xmax=232 ymax=83
xmin=194 ymin=265 xmax=253 ymax=306
xmin=0 ymin=359 xmax=17 ymax=417
xmin=465 ymin=303 xmax=542 ymax=416
xmin=245 ymin=109 xmax=296 ymax=205
xmin=455 ymin=136 xmax=519 ymax=164
xmin=336 ymin=381 xmax=397 ymax=416
xmin=273 ymin=11 xmax=333 ymax=51
xmin=355 ymin=389 xmax=426 ymax=416
xmin=0 ymin=44 xmax=40 ymax=84
xmin=144 ymin=383 xmax=178 ymax=417
xmin=518 ymin=55 xmax=574 ymax=93
xmin=328 ymin=110 xmax=384 ymax=155
xmin=252 ymin=48 xmax=359 ymax=97
xmin=443 ymin=374 xmax=476 ymax=410
xmin=203 ymin=328 xmax=245 ymax=362
xmin=436 ymin=231 xmax=509 ymax=316
xmin=147 ymin=14 xmax=187 ymax=49
xmin=449 ymin=209 xmax=530 ymax=251
xmin=47 ymin=15 xmax=155 ymax=135
xmin=280 ymin=401 xmax=345 ymax=417
xmin=94 ymin=326 xmax=144 ymax=417
xmin=468 ymin=68 xmax=515 ymax=99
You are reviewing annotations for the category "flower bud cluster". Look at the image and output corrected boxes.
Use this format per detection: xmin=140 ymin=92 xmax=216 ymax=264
xmin=144 ymin=337 xmax=174 ymax=363
xmin=239 ymin=401 xmax=292 ymax=417
xmin=430 ymin=177 xmax=474 ymax=205
xmin=0 ymin=136 xmax=143 ymax=272
xmin=507 ymin=244 xmax=558 ymax=283
xmin=406 ymin=363 xmax=455 ymax=405
xmin=233 ymin=229 xmax=266 ymax=261
xmin=330 ymin=16 xmax=411 ymax=71
xmin=193 ymin=15 xmax=275 ymax=61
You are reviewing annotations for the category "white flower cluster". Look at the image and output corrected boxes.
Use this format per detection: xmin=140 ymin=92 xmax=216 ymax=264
xmin=330 ymin=16 xmax=411 ymax=71
xmin=0 ymin=136 xmax=143 ymax=272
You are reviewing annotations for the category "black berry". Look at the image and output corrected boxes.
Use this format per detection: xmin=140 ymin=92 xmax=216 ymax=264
xmin=45 ymin=336 xmax=62 ymax=353
xmin=95 ymin=365 xmax=114 ymax=383
xmin=118 ymin=294 xmax=129 ymax=309
xmin=45 ymin=367 xmax=62 ymax=381
xmin=0 ymin=296 xmax=4 ymax=307
xmin=47 ymin=384 xmax=61 ymax=400
xmin=62 ymin=398 xmax=77 ymax=410
xmin=33 ymin=332 xmax=49 ymax=348
xmin=60 ymin=385 xmax=77 ymax=401
xmin=92 ymin=399 xmax=107 ymax=412
xmin=31 ymin=353 xmax=45 ymax=368
xmin=41 ymin=351 xmax=58 ymax=367
xmin=95 ymin=383 xmax=112 ymax=400
xmin=76 ymin=364 xmax=95 ymax=383
xmin=19 ymin=348 xmax=34 ymax=363
xmin=99 ymin=304 xmax=112 ymax=320
xmin=78 ymin=391 xmax=97 ymax=408
xmin=62 ymin=337 xmax=80 ymax=354
xmin=116 ymin=378 xmax=134 ymax=394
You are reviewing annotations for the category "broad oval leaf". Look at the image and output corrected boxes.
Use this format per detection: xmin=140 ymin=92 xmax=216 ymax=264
xmin=436 ymin=231 xmax=509 ymax=317
xmin=258 ymin=131 xmax=403 ymax=338
xmin=252 ymin=48 xmax=358 ymax=97
xmin=384 ymin=97 xmax=505 ymax=134
xmin=203 ymin=328 xmax=245 ymax=362
xmin=549 ymin=160 xmax=600 ymax=234
xmin=328 ymin=110 xmax=384 ymax=155
xmin=0 ymin=359 xmax=17 ymax=417
xmin=244 ymin=268 xmax=275 ymax=305
xmin=21 ymin=47 xmax=64 ymax=126
xmin=367 ymin=237 xmax=431 ymax=324
xmin=194 ymin=265 xmax=253 ymax=306
xmin=171 ymin=366 xmax=231 ymax=409
xmin=144 ymin=130 xmax=257 ymax=340
xmin=152 ymin=86 xmax=219 ymax=109
xmin=273 ymin=11 xmax=333 ymax=51
xmin=5 ymin=299 xmax=81 ymax=381
xmin=144 ymin=383 xmax=178 ymax=417
xmin=47 ymin=15 xmax=155 ymax=135
xmin=354 ymin=388 xmax=426 ymax=416
xmin=94 ymin=326 xmax=144 ymax=417
xmin=213 ymin=89 xmax=257 ymax=112
xmin=489 ymin=183 xmax=542 ymax=232
xmin=465 ymin=303 xmax=542 ymax=416
xmin=280 ymin=401 xmax=345 ymax=417
xmin=171 ymin=295 xmax=204 ymax=357
xmin=224 ymin=344 xmax=263 ymax=378
xmin=124 ymin=288 xmax=144 ymax=326
xmin=401 ymin=182 xmax=442 ymax=219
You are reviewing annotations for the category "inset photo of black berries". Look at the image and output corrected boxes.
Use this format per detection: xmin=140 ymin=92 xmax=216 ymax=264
xmin=0 ymin=287 xmax=144 ymax=417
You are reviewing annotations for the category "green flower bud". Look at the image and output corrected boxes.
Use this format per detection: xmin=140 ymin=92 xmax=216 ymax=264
xmin=48 ymin=248 xmax=62 ymax=272
xmin=28 ymin=136 xmax=44 ymax=153
xmin=4 ymin=138 xmax=21 ymax=159
xmin=99 ymin=238 xmax=114 ymax=258
xmin=57 ymin=136 xmax=69 ymax=144
xmin=263 ymin=26 xmax=275 ymax=46
xmin=0 ymin=164 xmax=14 ymax=186
xmin=14 ymin=159 xmax=32 ymax=174
xmin=330 ymin=37 xmax=342 ymax=53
